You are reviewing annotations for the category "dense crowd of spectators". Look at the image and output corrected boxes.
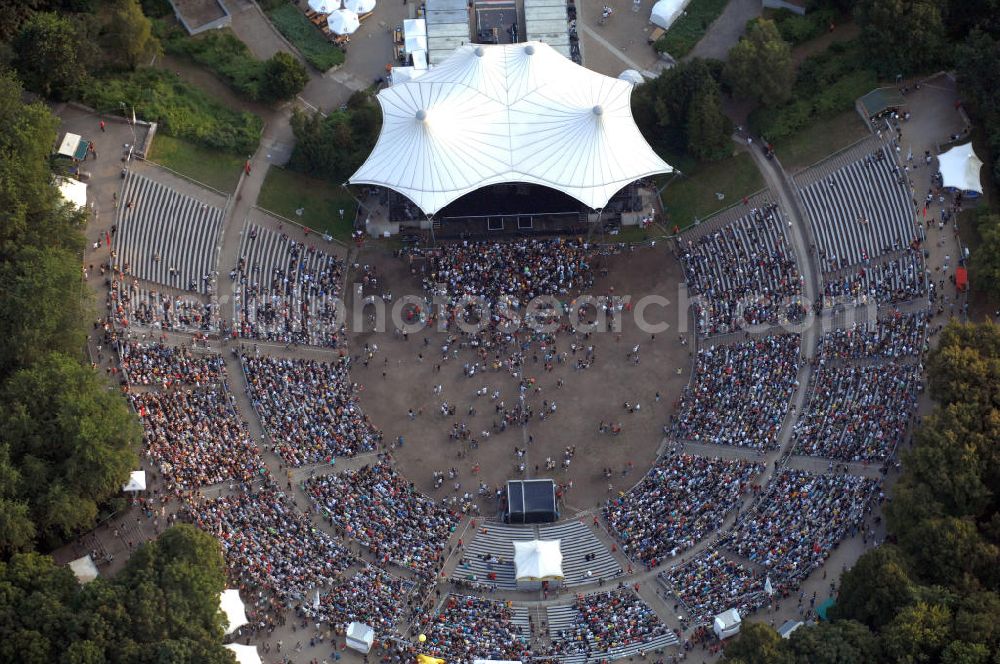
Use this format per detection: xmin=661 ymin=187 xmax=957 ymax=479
xmin=671 ymin=335 xmax=801 ymax=449
xmin=235 ymin=231 xmax=345 ymax=347
xmin=415 ymin=595 xmax=532 ymax=662
xmin=680 ymin=207 xmax=803 ymax=335
xmin=821 ymin=252 xmax=925 ymax=305
xmin=130 ymin=388 xmax=265 ymax=490
xmin=305 ymin=459 xmax=458 ymax=578
xmin=791 ymin=363 xmax=920 ymax=461
xmin=659 ymin=550 xmax=765 ymax=623
xmin=183 ymin=486 xmax=355 ymax=606
xmin=818 ymin=311 xmax=927 ymax=360
xmin=109 ymin=279 xmax=218 ymax=332
xmin=119 ymin=340 xmax=225 ymax=387
xmin=550 ymin=589 xmax=672 ymax=657
xmin=413 ymin=239 xmax=597 ymax=310
xmin=723 ymin=469 xmax=881 ymax=582
xmin=241 ymin=355 xmax=381 ymax=465
xmin=304 ymin=564 xmax=414 ymax=633
xmin=604 ymin=454 xmax=764 ymax=567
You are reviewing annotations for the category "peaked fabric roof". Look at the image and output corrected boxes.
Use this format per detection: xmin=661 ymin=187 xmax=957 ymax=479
xmin=938 ymin=142 xmax=983 ymax=194
xmin=351 ymin=41 xmax=672 ymax=215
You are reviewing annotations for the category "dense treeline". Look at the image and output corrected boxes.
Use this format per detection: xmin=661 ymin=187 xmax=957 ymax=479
xmin=724 ymin=321 xmax=1000 ymax=663
xmin=0 ymin=74 xmax=142 ymax=554
xmin=288 ymin=90 xmax=383 ymax=183
xmin=0 ymin=525 xmax=234 ymax=664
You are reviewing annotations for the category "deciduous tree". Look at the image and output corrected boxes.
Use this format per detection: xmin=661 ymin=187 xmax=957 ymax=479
xmin=13 ymin=12 xmax=89 ymax=99
xmin=723 ymin=19 xmax=794 ymax=106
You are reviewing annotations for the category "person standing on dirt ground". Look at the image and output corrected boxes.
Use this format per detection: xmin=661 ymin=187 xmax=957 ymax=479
xmin=99 ymin=120 xmax=106 ymax=132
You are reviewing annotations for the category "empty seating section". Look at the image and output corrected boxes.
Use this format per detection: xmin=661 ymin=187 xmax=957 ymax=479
xmin=679 ymin=204 xmax=802 ymax=335
xmin=113 ymin=171 xmax=223 ymax=294
xmin=546 ymin=589 xmax=678 ymax=661
xmin=235 ymin=224 xmax=345 ymax=347
xmin=605 ymin=454 xmax=765 ymax=567
xmin=791 ymin=363 xmax=920 ymax=461
xmin=797 ymin=144 xmax=915 ymax=271
xmin=455 ymin=522 xmax=537 ymax=588
xmin=417 ymin=595 xmax=533 ymax=662
xmin=659 ymin=549 xmax=766 ymax=624
xmin=537 ymin=521 xmax=622 ymax=585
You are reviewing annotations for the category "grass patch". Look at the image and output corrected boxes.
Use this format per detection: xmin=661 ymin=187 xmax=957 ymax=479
xmin=147 ymin=134 xmax=243 ymax=193
xmin=773 ymin=109 xmax=869 ymax=173
xmin=266 ymin=5 xmax=344 ymax=71
xmin=654 ymin=0 xmax=729 ymax=59
xmin=83 ymin=69 xmax=262 ymax=153
xmin=660 ymin=152 xmax=764 ymax=230
xmin=160 ymin=24 xmax=267 ymax=100
xmin=257 ymin=166 xmax=356 ymax=240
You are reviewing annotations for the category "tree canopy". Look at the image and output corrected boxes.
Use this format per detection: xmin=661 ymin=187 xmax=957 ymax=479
xmin=12 ymin=11 xmax=90 ymax=100
xmin=0 ymin=74 xmax=141 ymax=554
xmin=0 ymin=525 xmax=234 ymax=664
xmin=631 ymin=59 xmax=733 ymax=162
xmin=723 ymin=19 xmax=795 ymax=106
xmin=288 ymin=90 xmax=382 ymax=183
xmin=854 ymin=0 xmax=946 ymax=77
xmin=725 ymin=321 xmax=1000 ymax=663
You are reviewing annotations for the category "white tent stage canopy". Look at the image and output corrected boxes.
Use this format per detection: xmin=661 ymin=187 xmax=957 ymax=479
xmin=650 ymin=0 xmax=688 ymax=30
xmin=220 ymin=589 xmax=249 ymax=635
xmin=225 ymin=644 xmax=262 ymax=664
xmin=513 ymin=539 xmax=563 ymax=581
xmin=350 ymin=41 xmax=672 ymax=216
xmin=938 ymin=142 xmax=983 ymax=195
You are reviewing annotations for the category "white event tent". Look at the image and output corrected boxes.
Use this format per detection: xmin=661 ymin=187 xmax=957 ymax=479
xmin=513 ymin=539 xmax=563 ymax=581
xmin=56 ymin=176 xmax=88 ymax=209
xmin=225 ymin=644 xmax=262 ymax=664
xmin=220 ymin=589 xmax=249 ymax=635
xmin=350 ymin=41 xmax=672 ymax=216
xmin=328 ymin=8 xmax=360 ymax=34
xmin=308 ymin=0 xmax=340 ymax=13
xmin=68 ymin=555 xmax=99 ymax=584
xmin=650 ymin=0 xmax=687 ymax=30
xmin=344 ymin=0 xmax=376 ymax=14
xmin=938 ymin=142 xmax=983 ymax=196
xmin=122 ymin=470 xmax=146 ymax=492
xmin=346 ymin=622 xmax=375 ymax=653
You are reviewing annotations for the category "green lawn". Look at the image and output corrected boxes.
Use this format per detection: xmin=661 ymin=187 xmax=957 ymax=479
xmin=267 ymin=5 xmax=345 ymax=71
xmin=654 ymin=0 xmax=730 ymax=59
xmin=147 ymin=134 xmax=243 ymax=194
xmin=660 ymin=152 xmax=764 ymax=230
xmin=773 ymin=109 xmax=870 ymax=173
xmin=257 ymin=166 xmax=357 ymax=240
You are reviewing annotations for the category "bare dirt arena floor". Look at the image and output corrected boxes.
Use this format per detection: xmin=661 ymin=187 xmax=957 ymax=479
xmin=350 ymin=242 xmax=690 ymax=516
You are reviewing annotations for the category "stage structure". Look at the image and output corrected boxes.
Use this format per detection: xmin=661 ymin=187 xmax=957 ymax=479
xmin=350 ymin=41 xmax=671 ymax=238
xmin=506 ymin=479 xmax=558 ymax=523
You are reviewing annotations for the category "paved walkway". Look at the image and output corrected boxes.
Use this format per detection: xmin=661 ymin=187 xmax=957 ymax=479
xmin=685 ymin=0 xmax=761 ymax=61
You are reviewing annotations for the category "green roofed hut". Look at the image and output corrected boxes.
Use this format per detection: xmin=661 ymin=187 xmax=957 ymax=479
xmin=858 ymin=87 xmax=906 ymax=121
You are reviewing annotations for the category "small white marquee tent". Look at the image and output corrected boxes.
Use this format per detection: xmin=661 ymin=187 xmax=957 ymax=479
xmin=220 ymin=589 xmax=249 ymax=635
xmin=328 ymin=8 xmax=360 ymax=35
xmin=618 ymin=69 xmax=645 ymax=85
xmin=225 ymin=644 xmax=262 ymax=664
xmin=308 ymin=0 xmax=340 ymax=13
xmin=68 ymin=555 xmax=99 ymax=584
xmin=713 ymin=608 xmax=742 ymax=640
xmin=122 ymin=470 xmax=146 ymax=492
xmin=344 ymin=0 xmax=376 ymax=14
xmin=938 ymin=143 xmax=983 ymax=196
xmin=56 ymin=177 xmax=88 ymax=209
xmin=513 ymin=539 xmax=563 ymax=581
xmin=650 ymin=0 xmax=687 ymax=30
xmin=346 ymin=622 xmax=374 ymax=653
